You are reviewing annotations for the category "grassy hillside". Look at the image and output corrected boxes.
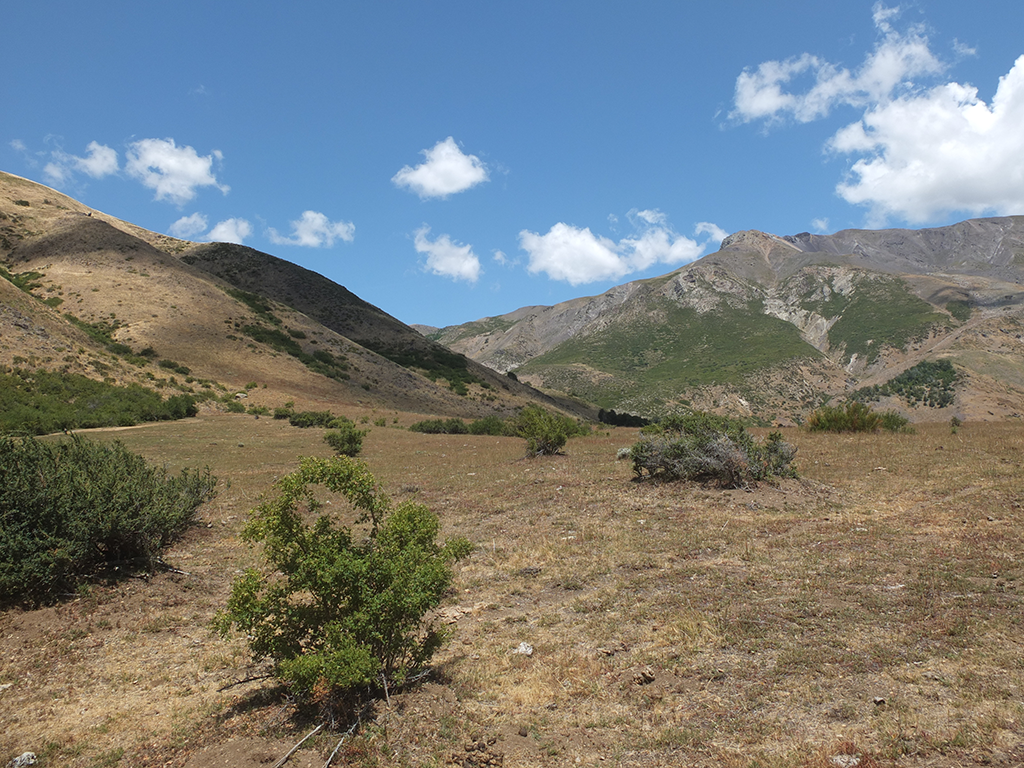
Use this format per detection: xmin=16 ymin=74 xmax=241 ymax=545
xmin=793 ymin=272 xmax=950 ymax=362
xmin=520 ymin=297 xmax=819 ymax=412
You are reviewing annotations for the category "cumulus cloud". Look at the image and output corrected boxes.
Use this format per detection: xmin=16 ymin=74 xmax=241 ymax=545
xmin=125 ymin=138 xmax=229 ymax=205
xmin=811 ymin=218 xmax=830 ymax=233
xmin=732 ymin=4 xmax=1024 ymax=223
xmin=519 ymin=211 xmax=720 ymax=285
xmin=731 ymin=5 xmax=943 ymax=125
xmin=413 ymin=226 xmax=482 ymax=282
xmin=42 ymin=141 xmax=120 ymax=187
xmin=268 ymin=210 xmax=355 ymax=247
xmin=392 ymin=137 xmax=489 ymax=199
xmin=831 ymin=57 xmax=1024 ymax=223
xmin=207 ymin=218 xmax=252 ymax=245
xmin=695 ymin=221 xmax=729 ymax=243
xmin=169 ymin=212 xmax=209 ymax=239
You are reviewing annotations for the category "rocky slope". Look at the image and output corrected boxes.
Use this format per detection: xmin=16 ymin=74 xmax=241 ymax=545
xmin=426 ymin=220 xmax=1024 ymax=422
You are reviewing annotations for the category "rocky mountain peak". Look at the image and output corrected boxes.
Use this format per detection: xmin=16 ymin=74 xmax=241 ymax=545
xmin=720 ymin=229 xmax=801 ymax=257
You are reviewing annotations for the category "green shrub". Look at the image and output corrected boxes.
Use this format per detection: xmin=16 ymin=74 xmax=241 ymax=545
xmin=629 ymin=411 xmax=796 ymax=487
xmin=408 ymin=418 xmax=469 ymax=435
xmin=0 ymin=368 xmax=198 ymax=435
xmin=324 ymin=421 xmax=368 ymax=457
xmin=806 ymin=401 xmax=909 ymax=433
xmin=224 ymin=399 xmax=247 ymax=413
xmin=213 ymin=457 xmax=471 ymax=719
xmin=273 ymin=406 xmax=294 ymax=420
xmin=879 ymin=410 xmax=913 ymax=433
xmin=289 ymin=410 xmax=336 ymax=428
xmin=509 ymin=405 xmax=589 ymax=456
xmin=468 ymin=415 xmax=507 ymax=436
xmin=0 ymin=435 xmax=216 ymax=604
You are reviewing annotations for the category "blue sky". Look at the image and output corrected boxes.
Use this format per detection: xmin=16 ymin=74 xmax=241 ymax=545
xmin=4 ymin=2 xmax=1023 ymax=328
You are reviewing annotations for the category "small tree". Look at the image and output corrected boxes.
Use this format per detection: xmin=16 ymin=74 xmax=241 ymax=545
xmin=510 ymin=404 xmax=588 ymax=456
xmin=214 ymin=457 xmax=471 ymax=721
xmin=323 ymin=417 xmax=368 ymax=456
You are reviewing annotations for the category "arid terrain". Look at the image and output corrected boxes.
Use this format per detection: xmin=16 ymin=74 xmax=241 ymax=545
xmin=2 ymin=413 xmax=1021 ymax=768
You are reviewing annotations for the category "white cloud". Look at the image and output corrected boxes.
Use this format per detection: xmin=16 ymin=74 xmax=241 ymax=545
xmin=392 ymin=137 xmax=489 ymax=199
xmin=207 ymin=218 xmax=252 ymax=245
xmin=695 ymin=221 xmax=729 ymax=243
xmin=732 ymin=5 xmax=943 ymax=125
xmin=520 ymin=211 xmax=719 ymax=285
xmin=413 ymin=226 xmax=481 ymax=282
xmin=125 ymin=138 xmax=229 ymax=205
xmin=831 ymin=58 xmax=1024 ymax=223
xmin=811 ymin=218 xmax=830 ymax=233
xmin=732 ymin=5 xmax=1024 ymax=224
xmin=75 ymin=141 xmax=119 ymax=178
xmin=42 ymin=141 xmax=119 ymax=187
xmin=169 ymin=212 xmax=209 ymax=239
xmin=268 ymin=210 xmax=355 ymax=247
xmin=43 ymin=161 xmax=72 ymax=187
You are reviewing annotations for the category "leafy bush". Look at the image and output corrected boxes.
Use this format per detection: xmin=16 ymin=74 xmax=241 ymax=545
xmin=879 ymin=410 xmax=913 ymax=433
xmin=214 ymin=457 xmax=471 ymax=719
xmin=289 ymin=410 xmax=336 ymax=428
xmin=806 ymin=401 xmax=911 ymax=433
xmin=0 ymin=368 xmax=199 ymax=435
xmin=408 ymin=418 xmax=470 ymax=435
xmin=324 ymin=419 xmax=368 ymax=457
xmin=629 ymin=411 xmax=796 ymax=487
xmin=0 ymin=436 xmax=216 ymax=604
xmin=467 ymin=415 xmax=507 ymax=436
xmin=509 ymin=405 xmax=589 ymax=456
xmin=806 ymin=401 xmax=880 ymax=432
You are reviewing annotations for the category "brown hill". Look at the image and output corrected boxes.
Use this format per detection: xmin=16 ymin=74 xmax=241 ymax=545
xmin=0 ymin=171 xmax=581 ymax=420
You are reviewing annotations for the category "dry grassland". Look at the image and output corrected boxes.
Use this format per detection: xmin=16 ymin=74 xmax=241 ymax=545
xmin=1 ymin=414 xmax=1022 ymax=767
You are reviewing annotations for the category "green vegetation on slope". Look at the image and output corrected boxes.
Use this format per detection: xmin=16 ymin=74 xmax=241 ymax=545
xmin=0 ymin=368 xmax=199 ymax=435
xmin=852 ymin=359 xmax=961 ymax=408
xmin=798 ymin=274 xmax=948 ymax=362
xmin=520 ymin=299 xmax=818 ymax=408
xmin=364 ymin=341 xmax=482 ymax=395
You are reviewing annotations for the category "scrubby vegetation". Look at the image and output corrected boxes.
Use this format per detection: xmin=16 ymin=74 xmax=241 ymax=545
xmin=288 ymin=410 xmax=337 ymax=428
xmin=364 ymin=341 xmax=482 ymax=395
xmin=598 ymin=408 xmax=650 ymax=427
xmin=408 ymin=417 xmax=472 ymax=435
xmin=214 ymin=457 xmax=471 ymax=721
xmin=852 ymin=359 xmax=961 ymax=408
xmin=323 ymin=417 xmax=368 ymax=457
xmin=806 ymin=400 xmax=911 ymax=433
xmin=407 ymin=408 xmax=588 ymax=454
xmin=0 ymin=435 xmax=216 ymax=604
xmin=0 ymin=368 xmax=199 ymax=435
xmin=628 ymin=411 xmax=797 ymax=487
xmin=509 ymin=404 xmax=590 ymax=456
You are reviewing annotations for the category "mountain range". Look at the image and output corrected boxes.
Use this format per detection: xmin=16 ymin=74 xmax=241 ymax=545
xmin=3 ymin=169 xmax=1024 ymax=425
xmin=421 ymin=219 xmax=1024 ymax=423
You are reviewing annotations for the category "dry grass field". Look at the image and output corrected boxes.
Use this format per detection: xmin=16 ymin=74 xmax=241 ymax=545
xmin=1 ymin=413 xmax=1022 ymax=767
